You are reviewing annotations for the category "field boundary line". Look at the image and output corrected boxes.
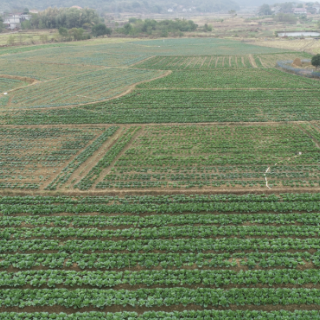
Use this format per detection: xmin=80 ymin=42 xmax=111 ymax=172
xmin=129 ymin=55 xmax=155 ymax=67
xmin=0 ymin=120 xmax=313 ymax=129
xmin=297 ymin=122 xmax=320 ymax=149
xmin=60 ymin=126 xmax=125 ymax=190
xmin=92 ymin=127 xmax=143 ymax=189
xmin=2 ymin=305 xmax=320 ymax=314
xmin=4 ymin=186 xmax=320 ymax=196
xmin=41 ymin=127 xmax=111 ymax=191
xmin=248 ymin=54 xmax=257 ymax=68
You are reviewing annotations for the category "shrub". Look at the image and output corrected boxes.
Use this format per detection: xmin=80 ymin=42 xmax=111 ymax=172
xmin=311 ymin=54 xmax=320 ymax=67
xmin=91 ymin=24 xmax=112 ymax=37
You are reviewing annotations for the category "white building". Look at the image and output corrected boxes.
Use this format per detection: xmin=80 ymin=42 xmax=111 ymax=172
xmin=4 ymin=14 xmax=21 ymax=30
xmin=293 ymin=8 xmax=307 ymax=14
xmin=3 ymin=13 xmax=31 ymax=30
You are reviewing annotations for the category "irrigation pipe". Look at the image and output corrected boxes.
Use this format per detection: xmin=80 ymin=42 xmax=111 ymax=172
xmin=264 ymin=152 xmax=302 ymax=189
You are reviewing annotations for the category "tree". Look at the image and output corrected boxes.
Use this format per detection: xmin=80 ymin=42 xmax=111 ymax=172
xmin=274 ymin=13 xmax=297 ymax=24
xmin=27 ymin=7 xmax=101 ymax=30
xmin=59 ymin=27 xmax=68 ymax=37
xmin=7 ymin=35 xmax=15 ymax=46
xmin=91 ymin=24 xmax=112 ymax=37
xmin=259 ymin=4 xmax=272 ymax=15
xmin=311 ymin=54 xmax=320 ymax=67
xmin=0 ymin=16 xmax=3 ymax=33
xmin=203 ymin=23 xmax=213 ymax=32
xmin=21 ymin=20 xmax=32 ymax=30
xmin=69 ymin=28 xmax=85 ymax=40
xmin=228 ymin=9 xmax=236 ymax=14
xmin=23 ymin=8 xmax=29 ymax=14
xmin=280 ymin=2 xmax=293 ymax=13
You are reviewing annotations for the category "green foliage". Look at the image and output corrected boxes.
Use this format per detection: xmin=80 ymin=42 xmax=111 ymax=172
xmin=259 ymin=4 xmax=272 ymax=15
xmin=59 ymin=27 xmax=68 ymax=37
xmin=6 ymin=35 xmax=15 ymax=46
xmin=91 ymin=24 xmax=112 ymax=37
xmin=311 ymin=54 xmax=320 ymax=66
xmin=0 ymin=310 xmax=320 ymax=319
xmin=274 ymin=13 xmax=297 ymax=24
xmin=203 ymin=23 xmax=213 ymax=32
xmin=27 ymin=7 xmax=101 ymax=29
xmin=68 ymin=28 xmax=87 ymax=41
xmin=119 ymin=19 xmax=198 ymax=36
xmin=0 ymin=16 xmax=3 ymax=33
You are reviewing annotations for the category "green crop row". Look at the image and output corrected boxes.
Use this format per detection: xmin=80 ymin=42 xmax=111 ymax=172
xmin=2 ymin=237 xmax=320 ymax=253
xmin=2 ymin=269 xmax=320 ymax=288
xmin=2 ymin=287 xmax=320 ymax=308
xmin=0 ymin=193 xmax=319 ymax=206
xmin=2 ymin=310 xmax=320 ymax=319
xmin=137 ymin=69 xmax=320 ymax=89
xmin=3 ymin=225 xmax=320 ymax=240
xmin=1 ymin=212 xmax=320 ymax=228
xmin=0 ymin=252 xmax=314 ymax=269
xmin=2 ymin=200 xmax=320 ymax=215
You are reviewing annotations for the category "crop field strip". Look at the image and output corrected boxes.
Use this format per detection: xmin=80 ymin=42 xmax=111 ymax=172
xmin=135 ymin=52 xmax=310 ymax=70
xmin=2 ymin=194 xmax=320 ymax=318
xmin=74 ymin=123 xmax=320 ymax=191
xmin=4 ymin=54 xmax=320 ymax=123
xmin=0 ymin=122 xmax=320 ymax=192
xmin=4 ymin=68 xmax=165 ymax=109
xmin=0 ymin=77 xmax=28 ymax=93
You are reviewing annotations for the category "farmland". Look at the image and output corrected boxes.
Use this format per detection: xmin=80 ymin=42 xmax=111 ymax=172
xmin=0 ymin=126 xmax=115 ymax=190
xmin=1 ymin=36 xmax=320 ymax=319
xmin=1 ymin=194 xmax=320 ymax=318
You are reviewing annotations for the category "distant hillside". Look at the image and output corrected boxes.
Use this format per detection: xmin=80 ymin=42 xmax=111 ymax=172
xmin=2 ymin=0 xmax=239 ymax=14
xmin=238 ymin=0 xmax=299 ymax=7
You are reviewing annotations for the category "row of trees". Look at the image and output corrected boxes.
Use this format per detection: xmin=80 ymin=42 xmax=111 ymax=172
xmin=21 ymin=7 xmax=102 ymax=30
xmin=118 ymin=18 xmax=198 ymax=37
xmin=58 ymin=24 xmax=111 ymax=41
xmin=259 ymin=3 xmax=300 ymax=15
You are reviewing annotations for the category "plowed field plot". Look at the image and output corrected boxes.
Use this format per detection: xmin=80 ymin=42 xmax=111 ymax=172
xmin=90 ymin=123 xmax=320 ymax=191
xmin=1 ymin=193 xmax=320 ymax=319
xmin=0 ymin=126 xmax=114 ymax=190
xmin=136 ymin=52 xmax=311 ymax=70
xmin=255 ymin=52 xmax=312 ymax=68
xmin=137 ymin=55 xmax=255 ymax=69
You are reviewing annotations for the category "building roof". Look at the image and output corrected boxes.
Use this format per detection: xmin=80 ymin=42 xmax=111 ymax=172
xmin=293 ymin=8 xmax=307 ymax=12
xmin=71 ymin=5 xmax=82 ymax=9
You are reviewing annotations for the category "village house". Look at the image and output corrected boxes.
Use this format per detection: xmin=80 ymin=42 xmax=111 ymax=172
xmin=3 ymin=13 xmax=31 ymax=30
xmin=4 ymin=14 xmax=21 ymax=30
xmin=293 ymin=8 xmax=307 ymax=14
